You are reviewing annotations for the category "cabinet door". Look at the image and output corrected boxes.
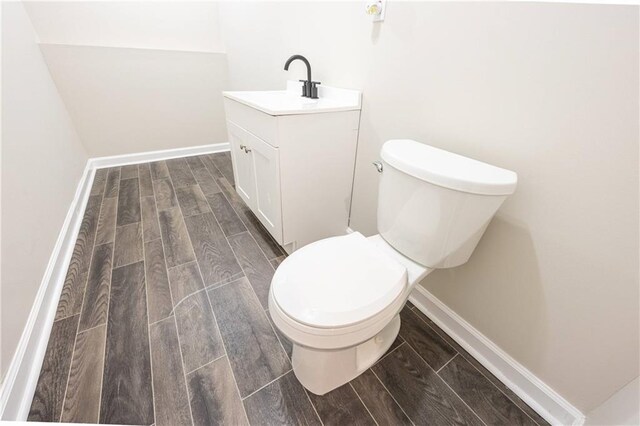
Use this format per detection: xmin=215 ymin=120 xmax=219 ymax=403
xmin=245 ymin=131 xmax=283 ymax=244
xmin=227 ymin=121 xmax=256 ymax=208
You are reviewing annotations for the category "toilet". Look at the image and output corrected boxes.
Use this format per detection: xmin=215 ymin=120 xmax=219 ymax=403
xmin=268 ymin=139 xmax=518 ymax=395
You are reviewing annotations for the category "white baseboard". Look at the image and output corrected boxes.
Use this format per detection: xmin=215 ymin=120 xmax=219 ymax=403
xmin=0 ymin=162 xmax=95 ymax=421
xmin=409 ymin=285 xmax=585 ymax=426
xmin=0 ymin=143 xmax=230 ymax=421
xmin=90 ymin=142 xmax=230 ymax=169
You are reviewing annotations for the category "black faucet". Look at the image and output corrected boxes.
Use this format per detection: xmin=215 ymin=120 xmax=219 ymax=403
xmin=284 ymin=54 xmax=320 ymax=99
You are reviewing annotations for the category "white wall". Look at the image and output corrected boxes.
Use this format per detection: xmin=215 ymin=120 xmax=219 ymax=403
xmin=1 ymin=2 xmax=88 ymax=379
xmin=39 ymin=44 xmax=228 ymax=157
xmin=24 ymin=1 xmax=228 ymax=157
xmin=219 ymin=1 xmax=639 ymax=414
xmin=220 ymin=2 xmax=300 ymax=91
xmin=23 ymin=1 xmax=224 ymax=52
xmin=586 ymin=377 xmax=640 ymax=425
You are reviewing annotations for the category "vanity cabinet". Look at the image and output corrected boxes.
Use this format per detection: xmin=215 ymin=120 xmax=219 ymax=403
xmin=223 ymin=81 xmax=362 ymax=253
xmin=227 ymin=121 xmax=282 ymax=243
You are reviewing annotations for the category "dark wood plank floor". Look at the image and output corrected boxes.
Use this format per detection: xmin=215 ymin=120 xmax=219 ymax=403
xmin=29 ymin=152 xmax=548 ymax=425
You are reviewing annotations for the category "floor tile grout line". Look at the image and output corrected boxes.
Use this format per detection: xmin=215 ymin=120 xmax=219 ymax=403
xmin=152 ymin=161 xmax=195 ymax=426
xmin=349 ymin=382 xmax=379 ymax=426
xmin=240 ymin=368 xmax=294 ymax=401
xmin=304 ymin=388 xmax=325 ymax=426
xmin=170 ymin=159 xmax=236 ymax=297
xmin=440 ymin=372 xmax=488 ymax=426
xmin=168 ymin=158 xmax=244 ymax=426
xmin=120 ymin=174 xmax=139 ymax=181
xmin=204 ymin=272 xmax=245 ymax=289
xmin=56 ymin=312 xmax=80 ymax=423
xmin=455 ymin=351 xmax=543 ymax=426
xmin=242 ymin=230 xmax=278 ymax=274
xmin=269 ymin=253 xmax=286 ymax=262
xmin=59 ymin=173 xmax=107 ymax=422
xmin=149 ymin=160 xmax=169 ymax=181
xmin=163 ymin=262 xmax=244 ymax=310
xmin=225 ymin=238 xmax=267 ymax=305
xmin=205 ymin=155 xmax=284 ymax=261
xmin=185 ymin=272 xmax=246 ymax=302
xmin=189 ymin=154 xmax=295 ymax=421
xmin=59 ymin=177 xmax=106 ymax=423
xmin=227 ymin=228 xmax=250 ymax=239
xmin=184 ymin=157 xmax=259 ymax=307
xmin=406 ymin=307 xmax=457 ymax=355
xmin=76 ymin=321 xmax=106 ymax=336
xmin=183 ymin=158 xmax=259 ymax=424
xmin=112 ymin=253 xmax=145 ymax=270
xmin=404 ymin=341 xmax=488 ymax=426
xmin=150 ymin=166 xmax=176 ymax=314
xmin=370 ymin=368 xmax=416 ymax=426
xmin=115 ymin=220 xmax=142 ymax=230
xmin=200 ymin=160 xmax=289 ymax=347
xmin=119 ymin=165 xmax=139 ymax=181
xmin=436 ymin=352 xmax=458 ymax=374
xmin=166 ymin=285 xmax=207 ymax=318
xmin=94 ymin=240 xmax=116 ymax=250
xmin=148 ymin=313 xmax=174 ymax=328
xmin=141 ymin=174 xmax=159 ymax=426
xmin=170 ymin=289 xmax=196 ymax=426
xmin=225 ymin=236 xmax=291 ymax=368
xmin=144 ymin=236 xmax=162 ymax=245
xmin=264 ymin=309 xmax=292 ymax=363
xmin=52 ymin=312 xmax=81 ymax=324
xmin=414 ymin=309 xmax=542 ymax=425
xmin=167 ymin=259 xmax=199 ymax=271
xmin=163 ymin=162 xmax=198 ymax=264
xmin=204 ymin=288 xmax=252 ymax=425
xmin=190 ymin=160 xmax=224 ymax=199
xmin=183 ymin=354 xmax=226 ymax=377
xmin=373 ymin=341 xmax=406 ymax=367
xmin=96 ymin=169 xmax=120 ymax=424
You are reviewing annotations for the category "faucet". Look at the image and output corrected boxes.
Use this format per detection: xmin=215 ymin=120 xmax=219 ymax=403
xmin=284 ymin=54 xmax=320 ymax=99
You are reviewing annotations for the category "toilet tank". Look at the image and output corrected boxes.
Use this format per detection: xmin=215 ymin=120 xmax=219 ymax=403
xmin=377 ymin=140 xmax=517 ymax=269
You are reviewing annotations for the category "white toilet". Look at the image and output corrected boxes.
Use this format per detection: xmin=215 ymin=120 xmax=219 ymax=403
xmin=268 ymin=139 xmax=518 ymax=395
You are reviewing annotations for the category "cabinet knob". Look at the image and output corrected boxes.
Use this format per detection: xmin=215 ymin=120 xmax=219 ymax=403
xmin=245 ymin=148 xmax=252 ymax=153
xmin=240 ymin=144 xmax=246 ymax=150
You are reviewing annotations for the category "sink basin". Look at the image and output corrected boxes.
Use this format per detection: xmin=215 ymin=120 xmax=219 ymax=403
xmin=223 ymin=81 xmax=361 ymax=116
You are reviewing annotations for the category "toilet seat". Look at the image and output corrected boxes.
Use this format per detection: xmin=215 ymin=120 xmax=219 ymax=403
xmin=272 ymin=232 xmax=407 ymax=329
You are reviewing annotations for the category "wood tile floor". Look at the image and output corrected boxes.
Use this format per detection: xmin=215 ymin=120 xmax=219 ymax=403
xmin=28 ymin=152 xmax=549 ymax=425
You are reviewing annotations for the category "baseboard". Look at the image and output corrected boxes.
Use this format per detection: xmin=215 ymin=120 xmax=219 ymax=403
xmin=0 ymin=143 xmax=230 ymax=421
xmin=0 ymin=162 xmax=95 ymax=421
xmin=89 ymin=142 xmax=230 ymax=169
xmin=409 ymin=286 xmax=585 ymax=426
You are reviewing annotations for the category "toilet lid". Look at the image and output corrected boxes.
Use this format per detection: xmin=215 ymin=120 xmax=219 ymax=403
xmin=271 ymin=232 xmax=407 ymax=328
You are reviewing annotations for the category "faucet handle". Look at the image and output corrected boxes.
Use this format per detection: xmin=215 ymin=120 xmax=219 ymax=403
xmin=309 ymin=81 xmax=321 ymax=99
xmin=298 ymin=79 xmax=310 ymax=97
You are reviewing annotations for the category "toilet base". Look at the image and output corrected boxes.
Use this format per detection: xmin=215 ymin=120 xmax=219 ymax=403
xmin=291 ymin=314 xmax=401 ymax=395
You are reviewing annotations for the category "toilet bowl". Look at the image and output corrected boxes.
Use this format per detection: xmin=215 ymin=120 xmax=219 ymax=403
xmin=269 ymin=139 xmax=518 ymax=395
xmin=268 ymin=232 xmax=431 ymax=394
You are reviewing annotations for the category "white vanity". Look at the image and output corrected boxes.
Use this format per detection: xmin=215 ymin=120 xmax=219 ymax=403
xmin=223 ymin=81 xmax=362 ymax=253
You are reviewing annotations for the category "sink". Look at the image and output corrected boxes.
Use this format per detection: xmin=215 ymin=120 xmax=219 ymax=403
xmin=223 ymin=81 xmax=361 ymax=116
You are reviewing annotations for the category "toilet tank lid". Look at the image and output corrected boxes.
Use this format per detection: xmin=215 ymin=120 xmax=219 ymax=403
xmin=381 ymin=140 xmax=518 ymax=196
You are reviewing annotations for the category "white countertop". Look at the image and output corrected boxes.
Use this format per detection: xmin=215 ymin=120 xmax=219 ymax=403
xmin=223 ymin=81 xmax=361 ymax=116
